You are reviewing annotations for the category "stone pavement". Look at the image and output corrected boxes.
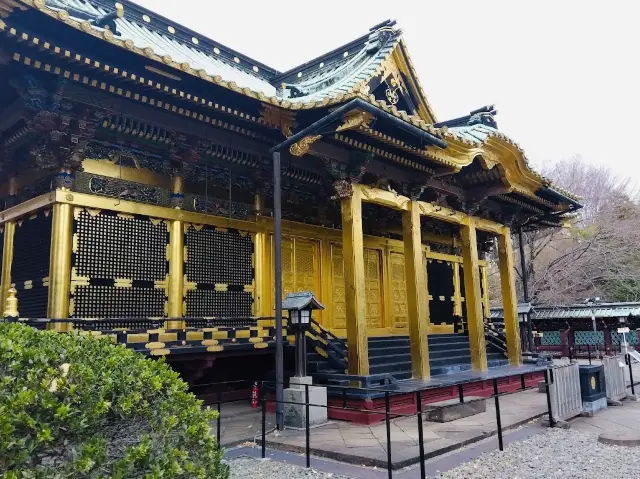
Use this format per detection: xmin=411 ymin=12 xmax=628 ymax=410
xmin=570 ymin=393 xmax=640 ymax=435
xmin=210 ymin=401 xmax=277 ymax=447
xmin=263 ymin=388 xmax=547 ymax=469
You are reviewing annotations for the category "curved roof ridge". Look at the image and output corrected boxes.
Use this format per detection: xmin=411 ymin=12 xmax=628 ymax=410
xmin=444 ymin=123 xmax=581 ymax=202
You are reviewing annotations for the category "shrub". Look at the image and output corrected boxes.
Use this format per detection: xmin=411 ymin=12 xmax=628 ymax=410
xmin=0 ymin=322 xmax=229 ymax=479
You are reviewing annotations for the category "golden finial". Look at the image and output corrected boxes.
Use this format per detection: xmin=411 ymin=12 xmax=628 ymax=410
xmin=3 ymin=284 xmax=19 ymax=320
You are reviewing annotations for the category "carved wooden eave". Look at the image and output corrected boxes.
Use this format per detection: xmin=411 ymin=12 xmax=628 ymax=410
xmin=259 ymin=103 xmax=296 ymax=137
xmin=0 ymin=1 xmax=578 ymax=215
xmin=0 ymin=4 xmax=451 ymax=147
xmin=394 ymin=40 xmax=438 ymax=123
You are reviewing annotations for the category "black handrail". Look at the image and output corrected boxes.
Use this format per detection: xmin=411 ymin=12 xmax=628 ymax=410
xmin=311 ymin=319 xmax=346 ymax=348
xmin=307 ymin=319 xmax=348 ymax=371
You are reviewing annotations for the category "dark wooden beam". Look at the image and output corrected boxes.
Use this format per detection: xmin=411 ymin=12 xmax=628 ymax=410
xmin=0 ymin=98 xmax=26 ymax=135
xmin=62 ymin=84 xmax=270 ymax=156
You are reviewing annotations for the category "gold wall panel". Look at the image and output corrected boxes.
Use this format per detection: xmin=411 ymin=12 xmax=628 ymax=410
xmin=278 ymin=236 xmax=320 ymax=300
xmin=331 ymin=244 xmax=346 ymax=329
xmin=364 ymin=248 xmax=383 ymax=329
xmin=390 ymin=252 xmax=408 ymax=329
xmin=295 ymin=239 xmax=318 ymax=295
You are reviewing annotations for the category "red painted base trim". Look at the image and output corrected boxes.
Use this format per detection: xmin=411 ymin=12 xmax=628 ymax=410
xmin=265 ymin=372 xmax=544 ymax=425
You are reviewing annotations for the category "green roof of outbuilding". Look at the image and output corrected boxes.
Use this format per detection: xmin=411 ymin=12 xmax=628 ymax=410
xmin=491 ymin=303 xmax=640 ymax=320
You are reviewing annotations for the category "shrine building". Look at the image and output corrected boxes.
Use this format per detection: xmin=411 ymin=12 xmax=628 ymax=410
xmin=0 ymin=0 xmax=580 ymax=388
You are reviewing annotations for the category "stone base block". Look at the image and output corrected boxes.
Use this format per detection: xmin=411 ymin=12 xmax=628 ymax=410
xmin=581 ymin=397 xmax=608 ymax=417
xmin=424 ymin=397 xmax=486 ymax=423
xmin=284 ymin=381 xmax=327 ymax=429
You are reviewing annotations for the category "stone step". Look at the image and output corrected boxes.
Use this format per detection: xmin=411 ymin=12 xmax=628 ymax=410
xmin=368 ymin=345 xmax=411 ymax=355
xmin=428 ymin=340 xmax=471 ymax=351
xmin=369 ymin=360 xmax=413 ymax=375
xmin=369 ymin=353 xmax=411 ymax=365
xmin=429 ymin=347 xmax=471 ymax=359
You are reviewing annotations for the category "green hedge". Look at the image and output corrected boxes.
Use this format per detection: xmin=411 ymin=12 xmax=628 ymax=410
xmin=0 ymin=322 xmax=229 ymax=479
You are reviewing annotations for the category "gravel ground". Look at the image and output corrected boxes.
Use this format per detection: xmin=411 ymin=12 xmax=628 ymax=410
xmin=437 ymin=428 xmax=640 ymax=478
xmin=227 ymin=457 xmax=354 ymax=478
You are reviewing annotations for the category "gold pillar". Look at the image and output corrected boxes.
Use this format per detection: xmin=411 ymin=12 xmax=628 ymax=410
xmin=0 ymin=221 xmax=15 ymax=310
xmin=167 ymin=174 xmax=185 ymax=328
xmin=497 ymin=228 xmax=522 ymax=365
xmin=170 ymin=175 xmax=184 ymax=209
xmin=253 ymin=231 xmax=265 ymax=316
xmin=166 ymin=220 xmax=185 ymax=328
xmin=452 ymin=263 xmax=463 ymax=319
xmin=253 ymin=194 xmax=266 ymax=315
xmin=341 ymin=186 xmax=369 ymax=376
xmin=461 ymin=219 xmax=488 ymax=371
xmin=47 ymin=203 xmax=74 ymax=331
xmin=402 ymin=201 xmax=430 ymax=379
xmin=254 ymin=193 xmax=264 ymax=216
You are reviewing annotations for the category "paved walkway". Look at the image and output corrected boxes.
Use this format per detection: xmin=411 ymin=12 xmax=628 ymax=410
xmin=220 ymin=357 xmax=640 ymax=477
xmin=214 ymin=388 xmax=547 ymax=469
xmin=212 ymin=401 xmax=276 ymax=447
xmin=266 ymin=388 xmax=546 ymax=468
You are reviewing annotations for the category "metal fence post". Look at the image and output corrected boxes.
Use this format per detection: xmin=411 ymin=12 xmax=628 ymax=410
xmin=544 ymin=368 xmax=555 ymax=427
xmin=627 ymin=353 xmax=636 ymax=395
xmin=217 ymin=392 xmax=222 ymax=446
xmin=261 ymin=382 xmax=266 ymax=459
xmin=588 ymin=344 xmax=592 ymax=365
xmin=416 ymin=390 xmax=426 ymax=479
xmin=305 ymin=384 xmax=310 ymax=468
xmin=520 ymin=374 xmax=526 ymax=390
xmin=458 ymin=384 xmax=464 ymax=403
xmin=385 ymin=392 xmax=392 ymax=479
xmin=492 ymin=379 xmax=503 ymax=451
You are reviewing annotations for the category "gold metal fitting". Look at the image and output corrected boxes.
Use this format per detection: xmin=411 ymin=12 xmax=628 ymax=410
xmin=3 ymin=284 xmax=19 ymax=319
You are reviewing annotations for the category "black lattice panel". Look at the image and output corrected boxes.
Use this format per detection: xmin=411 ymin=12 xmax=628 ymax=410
xmin=16 ymin=284 xmax=49 ymax=318
xmin=72 ymin=285 xmax=165 ymax=318
xmin=75 ymin=209 xmax=167 ymax=281
xmin=185 ymin=226 xmax=253 ymax=285
xmin=185 ymin=289 xmax=253 ymax=317
xmin=0 ymin=226 xmax=4 ymax=278
xmin=12 ymin=212 xmax=52 ymax=285
xmin=427 ymin=259 xmax=455 ymax=324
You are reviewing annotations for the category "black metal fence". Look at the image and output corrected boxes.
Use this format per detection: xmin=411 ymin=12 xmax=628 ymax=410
xmin=200 ymin=373 xmax=548 ymax=478
xmin=191 ymin=356 xmax=640 ymax=477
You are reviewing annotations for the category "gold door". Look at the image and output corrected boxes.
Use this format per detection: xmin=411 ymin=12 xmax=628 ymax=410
xmin=390 ymin=252 xmax=408 ymax=330
xmin=278 ymin=236 xmax=320 ymax=299
xmin=294 ymin=238 xmax=318 ymax=294
xmin=364 ymin=248 xmax=383 ymax=330
xmin=330 ymin=244 xmax=346 ymax=329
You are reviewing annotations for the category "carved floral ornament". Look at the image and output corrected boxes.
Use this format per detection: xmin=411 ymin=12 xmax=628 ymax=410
xmin=378 ymin=56 xmax=405 ymax=106
xmin=289 ymin=134 xmax=321 ymax=157
xmin=289 ymin=111 xmax=375 ymax=157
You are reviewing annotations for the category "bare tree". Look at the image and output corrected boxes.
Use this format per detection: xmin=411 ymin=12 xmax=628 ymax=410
xmin=489 ymin=156 xmax=640 ymax=306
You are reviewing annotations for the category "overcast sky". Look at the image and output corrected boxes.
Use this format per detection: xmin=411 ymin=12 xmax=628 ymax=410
xmin=133 ymin=0 xmax=639 ymax=181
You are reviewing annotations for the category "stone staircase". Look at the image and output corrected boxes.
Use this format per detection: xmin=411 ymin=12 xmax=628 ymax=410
xmin=307 ymin=332 xmax=509 ymax=381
